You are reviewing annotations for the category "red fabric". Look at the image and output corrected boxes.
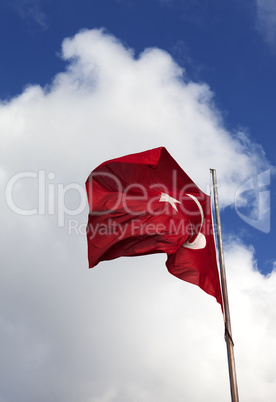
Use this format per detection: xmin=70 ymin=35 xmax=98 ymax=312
xmin=86 ymin=147 xmax=222 ymax=306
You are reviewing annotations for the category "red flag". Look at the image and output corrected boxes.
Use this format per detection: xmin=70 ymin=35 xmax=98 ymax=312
xmin=86 ymin=147 xmax=222 ymax=306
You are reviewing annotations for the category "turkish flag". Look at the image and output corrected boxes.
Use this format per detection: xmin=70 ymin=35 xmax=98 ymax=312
xmin=86 ymin=147 xmax=222 ymax=306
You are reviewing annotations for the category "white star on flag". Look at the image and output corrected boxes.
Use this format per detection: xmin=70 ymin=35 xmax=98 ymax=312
xmin=159 ymin=193 xmax=181 ymax=211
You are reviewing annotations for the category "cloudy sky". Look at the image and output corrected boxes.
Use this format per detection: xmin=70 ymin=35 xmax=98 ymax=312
xmin=0 ymin=1 xmax=276 ymax=401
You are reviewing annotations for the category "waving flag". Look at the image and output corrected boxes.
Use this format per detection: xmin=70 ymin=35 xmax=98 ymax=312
xmin=86 ymin=147 xmax=222 ymax=306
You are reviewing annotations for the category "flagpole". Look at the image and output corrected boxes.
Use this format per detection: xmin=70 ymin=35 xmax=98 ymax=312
xmin=210 ymin=169 xmax=239 ymax=402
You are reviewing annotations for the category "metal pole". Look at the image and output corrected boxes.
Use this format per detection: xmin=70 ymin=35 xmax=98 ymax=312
xmin=210 ymin=169 xmax=239 ymax=402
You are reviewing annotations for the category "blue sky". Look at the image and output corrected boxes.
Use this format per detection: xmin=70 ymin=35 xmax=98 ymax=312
xmin=1 ymin=1 xmax=276 ymax=401
xmin=1 ymin=0 xmax=275 ymax=153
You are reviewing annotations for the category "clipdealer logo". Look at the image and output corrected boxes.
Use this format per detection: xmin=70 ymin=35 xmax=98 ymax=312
xmin=234 ymin=169 xmax=271 ymax=233
xmin=5 ymin=168 xmax=272 ymax=234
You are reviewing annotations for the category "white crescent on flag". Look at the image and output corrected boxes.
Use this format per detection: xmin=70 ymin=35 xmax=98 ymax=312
xmin=183 ymin=194 xmax=206 ymax=249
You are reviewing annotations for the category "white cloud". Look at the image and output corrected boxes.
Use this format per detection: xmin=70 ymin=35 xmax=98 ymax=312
xmin=256 ymin=0 xmax=276 ymax=45
xmin=224 ymin=241 xmax=276 ymax=401
xmin=0 ymin=28 xmax=275 ymax=401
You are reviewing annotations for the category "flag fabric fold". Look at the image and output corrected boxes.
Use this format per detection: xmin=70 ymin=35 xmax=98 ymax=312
xmin=86 ymin=147 xmax=222 ymax=306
